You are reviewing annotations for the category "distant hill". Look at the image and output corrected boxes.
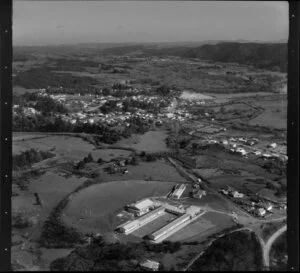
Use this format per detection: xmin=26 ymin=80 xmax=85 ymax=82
xmin=181 ymin=42 xmax=287 ymax=72
xmin=139 ymin=42 xmax=287 ymax=72
xmin=14 ymin=41 xmax=287 ymax=72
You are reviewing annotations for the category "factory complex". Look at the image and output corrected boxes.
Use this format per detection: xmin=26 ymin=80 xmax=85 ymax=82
xmin=116 ymin=198 xmax=205 ymax=243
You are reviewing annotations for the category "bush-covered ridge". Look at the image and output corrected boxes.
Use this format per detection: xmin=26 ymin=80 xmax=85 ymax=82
xmin=184 ymin=42 xmax=287 ymax=72
xmin=50 ymin=238 xmax=181 ymax=271
xmin=189 ymin=231 xmax=263 ymax=271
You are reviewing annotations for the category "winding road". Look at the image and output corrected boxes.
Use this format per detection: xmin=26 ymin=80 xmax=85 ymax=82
xmin=263 ymin=225 xmax=287 ymax=268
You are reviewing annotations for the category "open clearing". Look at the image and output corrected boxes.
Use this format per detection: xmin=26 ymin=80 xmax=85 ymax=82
xmin=13 ymin=133 xmax=48 ymax=142
xmin=99 ymin=159 xmax=187 ymax=183
xmin=13 ymin=135 xmax=96 ymax=157
xmin=192 ymin=153 xmax=277 ymax=180
xmin=92 ymin=148 xmax=132 ymax=161
xmin=11 ymin=172 xmax=87 ymax=270
xmin=12 ymin=171 xmax=87 ymax=229
xmin=13 ymin=135 xmax=131 ymax=161
xmin=180 ymin=91 xmax=213 ymax=101
xmin=116 ymin=130 xmax=170 ymax=153
xmin=62 ymin=180 xmax=176 ymax=234
xmin=249 ymin=99 xmax=287 ymax=129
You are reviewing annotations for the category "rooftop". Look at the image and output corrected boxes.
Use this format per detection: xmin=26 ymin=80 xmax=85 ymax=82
xmin=128 ymin=198 xmax=154 ymax=211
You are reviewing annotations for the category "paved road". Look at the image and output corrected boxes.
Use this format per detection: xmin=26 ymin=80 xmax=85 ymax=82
xmin=263 ymin=225 xmax=287 ymax=268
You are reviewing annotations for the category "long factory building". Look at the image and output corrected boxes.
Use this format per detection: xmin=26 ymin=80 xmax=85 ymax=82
xmin=148 ymin=206 xmax=204 ymax=243
xmin=117 ymin=199 xmax=204 ymax=242
xmin=148 ymin=213 xmax=191 ymax=243
xmin=117 ymin=206 xmax=165 ymax=234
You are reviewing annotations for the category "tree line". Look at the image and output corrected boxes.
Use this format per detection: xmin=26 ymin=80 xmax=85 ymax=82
xmin=13 ymin=148 xmax=55 ymax=170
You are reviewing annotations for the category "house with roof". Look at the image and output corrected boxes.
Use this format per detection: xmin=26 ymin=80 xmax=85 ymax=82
xmin=140 ymin=260 xmax=160 ymax=271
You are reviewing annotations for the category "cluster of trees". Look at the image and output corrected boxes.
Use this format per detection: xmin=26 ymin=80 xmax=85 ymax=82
xmin=14 ymin=92 xmax=68 ymax=115
xmin=40 ymin=196 xmax=84 ymax=248
xmin=100 ymin=100 xmax=119 ymax=114
xmin=102 ymin=87 xmax=111 ymax=96
xmin=262 ymin=159 xmax=287 ymax=176
xmin=50 ymin=239 xmax=180 ymax=271
xmin=156 ymin=85 xmax=171 ymax=96
xmin=12 ymin=213 xmax=32 ymax=229
xmin=75 ymin=153 xmax=94 ymax=170
xmin=112 ymin=83 xmax=130 ymax=90
xmin=13 ymin=148 xmax=55 ymax=170
xmin=182 ymin=42 xmax=287 ymax=72
xmin=100 ymin=97 xmax=168 ymax=114
xmin=274 ymin=184 xmax=287 ymax=198
xmin=13 ymin=115 xmax=122 ymax=144
xmin=269 ymin=232 xmax=287 ymax=271
xmin=14 ymin=110 xmax=152 ymax=146
xmin=189 ymin=231 xmax=262 ymax=271
xmin=13 ymin=115 xmax=73 ymax=132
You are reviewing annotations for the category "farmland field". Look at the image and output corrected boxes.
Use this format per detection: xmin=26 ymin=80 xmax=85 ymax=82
xmin=13 ymin=171 xmax=87 ymax=225
xmin=192 ymin=153 xmax=278 ymax=180
xmin=13 ymin=135 xmax=131 ymax=161
xmin=99 ymin=159 xmax=188 ymax=183
xmin=13 ymin=133 xmax=48 ymax=142
xmin=62 ymin=180 xmax=176 ymax=233
xmin=207 ymin=92 xmax=274 ymax=103
xmin=116 ymin=130 xmax=170 ymax=153
xmin=13 ymin=86 xmax=40 ymax=96
xmin=180 ymin=91 xmax=214 ymax=101
xmin=248 ymin=99 xmax=287 ymax=129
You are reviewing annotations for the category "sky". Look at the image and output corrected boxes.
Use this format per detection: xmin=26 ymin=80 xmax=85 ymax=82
xmin=13 ymin=1 xmax=289 ymax=46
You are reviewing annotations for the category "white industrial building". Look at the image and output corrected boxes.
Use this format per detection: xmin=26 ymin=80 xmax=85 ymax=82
xmin=171 ymin=184 xmax=186 ymax=199
xmin=148 ymin=214 xmax=191 ymax=242
xmin=126 ymin=198 xmax=155 ymax=216
xmin=117 ymin=206 xmax=165 ymax=234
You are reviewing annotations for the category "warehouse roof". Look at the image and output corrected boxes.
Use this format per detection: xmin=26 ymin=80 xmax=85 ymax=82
xmin=128 ymin=198 xmax=154 ymax=211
